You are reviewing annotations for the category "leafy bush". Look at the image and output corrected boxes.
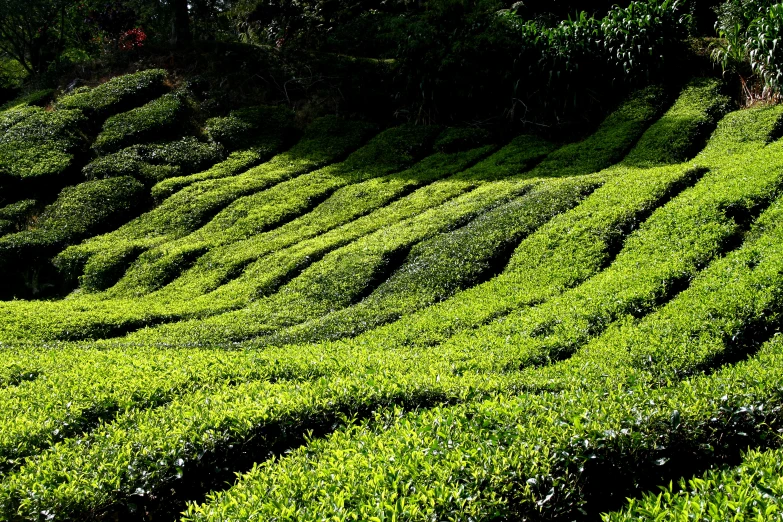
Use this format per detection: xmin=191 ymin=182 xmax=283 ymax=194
xmin=0 ymin=89 xmax=54 ymax=111
xmin=150 ymin=148 xmax=275 ymax=201
xmin=604 ymin=447 xmax=783 ymax=520
xmin=93 ymin=92 xmax=189 ymax=153
xmin=0 ymin=107 xmax=87 ymax=180
xmin=0 ymin=177 xmax=145 ymax=296
xmin=621 ymin=77 xmax=731 ymax=167
xmin=56 ymin=69 xmax=167 ymax=120
xmin=0 ymin=199 xmax=36 ymax=233
xmin=53 ymin=116 xmax=376 ymax=287
xmin=433 ymin=127 xmax=493 ymax=153
xmin=83 ymin=138 xmax=224 ymax=184
xmin=204 ymin=105 xmax=295 ymax=151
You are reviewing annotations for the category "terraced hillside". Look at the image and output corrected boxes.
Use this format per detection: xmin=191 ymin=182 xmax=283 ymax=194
xmin=1 ymin=70 xmax=783 ymax=521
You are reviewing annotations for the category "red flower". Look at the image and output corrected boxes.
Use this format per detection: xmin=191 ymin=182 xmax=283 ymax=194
xmin=118 ymin=28 xmax=147 ymax=50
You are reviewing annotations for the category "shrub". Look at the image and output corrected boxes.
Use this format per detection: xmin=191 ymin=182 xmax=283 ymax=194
xmin=204 ymin=105 xmax=296 ymax=151
xmin=56 ymin=69 xmax=167 ymax=120
xmin=0 ymin=177 xmax=146 ymax=296
xmin=83 ymin=138 xmax=224 ymax=184
xmin=0 ymin=89 xmax=54 ymax=111
xmin=0 ymin=107 xmax=87 ymax=180
xmin=93 ymin=92 xmax=188 ymax=153
xmin=0 ymin=199 xmax=36 ymax=233
xmin=433 ymin=127 xmax=493 ymax=153
xmin=53 ymin=116 xmax=376 ymax=287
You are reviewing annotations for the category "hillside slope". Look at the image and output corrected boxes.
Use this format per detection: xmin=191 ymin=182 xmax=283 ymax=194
xmin=0 ymin=72 xmax=782 ymax=521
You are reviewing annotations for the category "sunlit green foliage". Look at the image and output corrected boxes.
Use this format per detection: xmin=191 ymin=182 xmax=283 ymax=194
xmin=93 ymin=92 xmax=188 ymax=153
xmin=83 ymin=138 xmax=224 ymax=184
xmin=1 ymin=73 xmax=783 ymax=522
xmin=0 ymin=107 xmax=86 ymax=180
xmin=56 ymin=69 xmax=167 ymax=120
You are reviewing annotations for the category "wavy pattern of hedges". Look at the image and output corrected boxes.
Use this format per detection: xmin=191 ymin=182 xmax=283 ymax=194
xmin=2 ymin=72 xmax=783 ymax=522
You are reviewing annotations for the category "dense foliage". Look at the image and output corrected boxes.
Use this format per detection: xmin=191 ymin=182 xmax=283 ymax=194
xmin=2 ymin=23 xmax=783 ymax=522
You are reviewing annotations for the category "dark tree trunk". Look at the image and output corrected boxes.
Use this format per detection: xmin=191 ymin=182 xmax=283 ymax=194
xmin=170 ymin=0 xmax=191 ymax=48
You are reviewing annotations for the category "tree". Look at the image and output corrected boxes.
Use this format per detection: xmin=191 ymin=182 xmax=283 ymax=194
xmin=170 ymin=0 xmax=192 ymax=47
xmin=0 ymin=0 xmax=67 ymax=73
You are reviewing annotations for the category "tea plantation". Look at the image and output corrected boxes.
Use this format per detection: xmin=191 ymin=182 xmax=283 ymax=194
xmin=2 ymin=70 xmax=783 ymax=521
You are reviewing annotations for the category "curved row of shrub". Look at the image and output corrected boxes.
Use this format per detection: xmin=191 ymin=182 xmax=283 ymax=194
xmin=0 ymin=82 xmax=731 ymax=468
xmin=53 ymin=116 xmax=376 ymax=288
xmin=5 ymin=199 xmax=783 ymax=521
xmin=259 ymin=79 xmax=730 ymax=348
xmin=3 ymin=87 xmax=783 ymax=521
xmin=102 ymin=124 xmax=445 ymax=297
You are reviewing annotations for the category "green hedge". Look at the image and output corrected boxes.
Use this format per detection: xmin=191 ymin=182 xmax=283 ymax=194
xmin=53 ymin=116 xmax=376 ymax=287
xmin=83 ymin=138 xmax=224 ymax=184
xmin=621 ymin=78 xmax=731 ymax=168
xmin=430 ymin=102 xmax=783 ymax=374
xmin=56 ymin=69 xmax=167 ymax=121
xmin=0 ymin=136 xmax=550 ymax=343
xmin=145 ymin=135 xmax=552 ymax=305
xmin=204 ymin=105 xmax=295 ymax=152
xmin=0 ymin=107 xmax=87 ymax=180
xmin=0 ymin=89 xmax=54 ymax=112
xmin=150 ymin=148 xmax=273 ymax=201
xmin=92 ymin=92 xmax=189 ymax=153
xmin=106 ymin=124 xmax=443 ymax=296
xmin=176 ymin=335 xmax=783 ymax=522
xmin=433 ymin=127 xmax=493 ymax=153
xmin=0 ymin=177 xmax=146 ymax=289
xmin=0 ymin=105 xmax=39 ymax=132
xmin=604 ymin=447 xmax=783 ymax=521
xmin=264 ymin=176 xmax=602 ymax=346
xmin=531 ymin=85 xmax=668 ymax=178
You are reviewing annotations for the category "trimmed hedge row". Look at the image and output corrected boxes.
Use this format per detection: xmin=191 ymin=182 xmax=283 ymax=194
xmin=104 ymin=124 xmax=444 ymax=296
xmin=149 ymin=148 xmax=271 ymax=201
xmin=178 ymin=335 xmax=783 ymax=522
xmin=604 ymin=447 xmax=783 ymax=521
xmin=529 ymin=85 xmax=668 ymax=178
xmin=119 ymin=146 xmax=512 ymax=345
xmin=137 ymin=134 xmax=556 ymax=304
xmin=83 ymin=137 xmax=224 ymax=184
xmin=55 ymin=69 xmax=167 ymax=121
xmin=92 ymin=92 xmax=189 ymax=153
xmin=0 ymin=346 xmax=295 ymax=476
xmin=0 ymin=105 xmax=39 ymax=133
xmin=0 ymin=107 xmax=87 ymax=180
xmin=430 ymin=103 xmax=783 ymax=374
xmin=0 ymin=146 xmax=499 ymax=343
xmin=259 ymin=79 xmax=732 ymax=348
xmin=0 ymin=137 xmax=559 ymax=457
xmin=288 ymin=164 xmax=703 ymax=351
xmin=0 ymin=177 xmax=145 ymax=264
xmin=262 ymin=176 xmax=603 ymax=346
xmin=0 ymin=89 xmax=54 ymax=112
xmin=7 ymin=190 xmax=783 ymax=504
xmin=537 ymin=191 xmax=783 ymax=389
xmin=621 ymin=78 xmax=730 ymax=168
xmin=4 ymin=300 xmax=783 ymax=521
xmin=53 ymin=116 xmax=376 ymax=287
xmin=204 ymin=105 xmax=296 ymax=152
xmin=0 ymin=85 xmax=684 ymax=341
